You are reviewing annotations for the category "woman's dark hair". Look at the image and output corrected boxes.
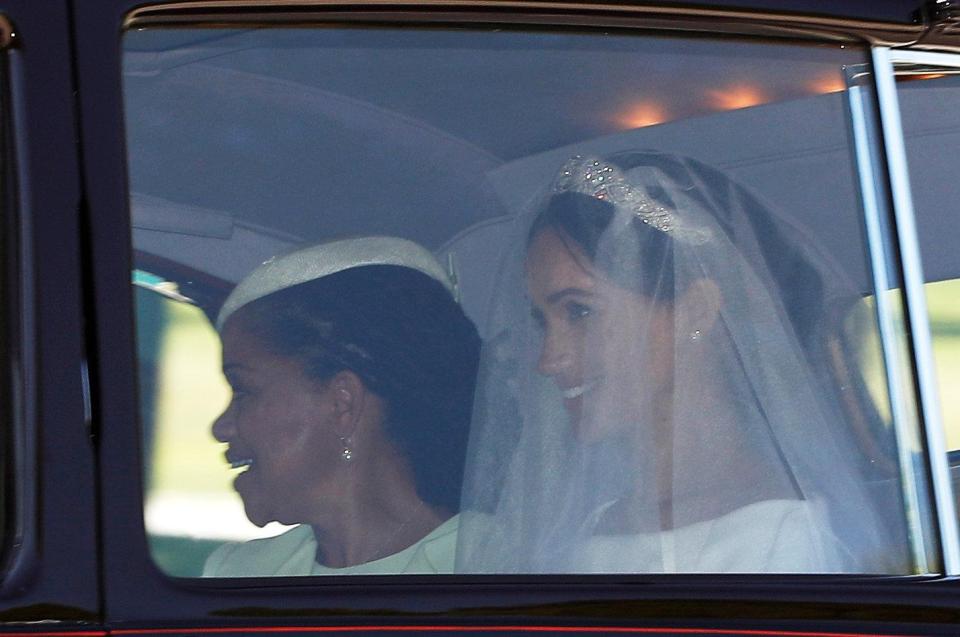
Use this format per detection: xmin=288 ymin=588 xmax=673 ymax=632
xmin=529 ymin=151 xmax=898 ymax=478
xmin=529 ymin=190 xmax=679 ymax=304
xmin=231 ymin=264 xmax=481 ymax=512
xmin=528 ymin=151 xmax=831 ymax=346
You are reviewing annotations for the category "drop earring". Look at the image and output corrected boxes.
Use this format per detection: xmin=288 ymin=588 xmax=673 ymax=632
xmin=340 ymin=436 xmax=354 ymax=462
xmin=690 ymin=329 xmax=702 ymax=342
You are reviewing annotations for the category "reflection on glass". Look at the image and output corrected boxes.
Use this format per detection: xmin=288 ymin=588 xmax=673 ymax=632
xmin=896 ymin=75 xmax=960 ymax=445
xmin=123 ymin=26 xmax=928 ymax=575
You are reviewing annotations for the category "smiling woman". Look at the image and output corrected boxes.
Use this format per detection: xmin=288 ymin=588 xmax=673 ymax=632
xmin=203 ymin=237 xmax=481 ymax=576
xmin=524 ymin=224 xmax=686 ymax=439
xmin=456 ymin=151 xmax=910 ymax=574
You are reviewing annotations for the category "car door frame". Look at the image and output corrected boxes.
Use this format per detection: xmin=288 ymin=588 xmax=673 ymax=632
xmin=0 ymin=0 xmax=100 ymax=629
xmin=73 ymin=0 xmax=960 ymax=634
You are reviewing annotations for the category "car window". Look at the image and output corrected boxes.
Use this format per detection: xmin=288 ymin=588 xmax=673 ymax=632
xmin=123 ymin=26 xmax=937 ymax=577
xmin=894 ymin=68 xmax=960 ymax=506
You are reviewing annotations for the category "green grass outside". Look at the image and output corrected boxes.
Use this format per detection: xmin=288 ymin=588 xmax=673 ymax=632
xmin=151 ymin=300 xmax=232 ymax=495
xmin=926 ymin=279 xmax=960 ymax=450
xmin=150 ymin=535 xmax=223 ymax=577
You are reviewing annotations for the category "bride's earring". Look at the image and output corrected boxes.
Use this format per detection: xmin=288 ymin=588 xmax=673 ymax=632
xmin=340 ymin=436 xmax=354 ymax=462
xmin=689 ymin=329 xmax=702 ymax=342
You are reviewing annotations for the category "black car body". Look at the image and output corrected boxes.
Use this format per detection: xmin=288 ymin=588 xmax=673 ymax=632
xmin=2 ymin=1 xmax=960 ymax=636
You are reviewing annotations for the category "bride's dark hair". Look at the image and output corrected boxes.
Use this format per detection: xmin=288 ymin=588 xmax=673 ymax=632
xmin=528 ymin=150 xmax=898 ymax=480
xmin=529 ymin=151 xmax=836 ymax=349
xmin=529 ymin=190 xmax=679 ymax=304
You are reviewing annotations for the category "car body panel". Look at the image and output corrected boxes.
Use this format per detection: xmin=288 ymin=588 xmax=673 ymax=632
xmin=2 ymin=1 xmax=960 ymax=636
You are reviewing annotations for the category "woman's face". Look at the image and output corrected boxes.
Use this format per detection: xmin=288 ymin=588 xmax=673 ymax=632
xmin=526 ymin=227 xmax=676 ymax=441
xmin=212 ymin=318 xmax=346 ymax=527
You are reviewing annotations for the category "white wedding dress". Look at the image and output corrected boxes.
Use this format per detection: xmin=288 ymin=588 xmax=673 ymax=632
xmin=455 ymin=150 xmax=908 ymax=574
xmin=572 ymin=499 xmax=852 ymax=574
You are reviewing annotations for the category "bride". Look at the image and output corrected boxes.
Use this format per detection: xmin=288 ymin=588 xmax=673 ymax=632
xmin=456 ymin=151 xmax=909 ymax=574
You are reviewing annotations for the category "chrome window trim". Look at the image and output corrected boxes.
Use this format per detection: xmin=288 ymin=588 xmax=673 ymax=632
xmin=873 ymin=45 xmax=960 ymax=575
xmin=123 ymin=1 xmax=931 ymax=48
xmin=119 ymin=1 xmax=960 ymax=54
xmin=890 ymin=48 xmax=960 ymax=67
xmin=847 ymin=74 xmax=931 ymax=573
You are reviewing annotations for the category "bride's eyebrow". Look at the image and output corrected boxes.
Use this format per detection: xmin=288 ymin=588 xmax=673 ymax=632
xmin=546 ymin=288 xmax=595 ymax=305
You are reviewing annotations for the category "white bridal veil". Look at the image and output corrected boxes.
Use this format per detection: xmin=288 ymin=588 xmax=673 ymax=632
xmin=456 ymin=150 xmax=910 ymax=574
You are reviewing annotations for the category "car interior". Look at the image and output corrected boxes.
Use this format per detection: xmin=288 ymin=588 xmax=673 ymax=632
xmin=123 ymin=26 xmax=960 ymax=577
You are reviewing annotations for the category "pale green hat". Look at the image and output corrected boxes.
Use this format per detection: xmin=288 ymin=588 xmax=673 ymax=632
xmin=216 ymin=236 xmax=455 ymax=331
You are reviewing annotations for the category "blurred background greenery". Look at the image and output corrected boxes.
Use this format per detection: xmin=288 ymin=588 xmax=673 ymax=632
xmin=927 ymin=279 xmax=960 ymax=449
xmin=138 ymin=287 xmax=289 ymax=577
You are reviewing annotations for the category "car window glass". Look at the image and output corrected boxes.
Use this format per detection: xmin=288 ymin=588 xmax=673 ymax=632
xmin=123 ymin=26 xmax=934 ymax=576
xmin=894 ymin=69 xmax=960 ymax=507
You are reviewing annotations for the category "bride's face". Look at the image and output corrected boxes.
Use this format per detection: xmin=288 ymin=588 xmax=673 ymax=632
xmin=526 ymin=227 xmax=676 ymax=442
